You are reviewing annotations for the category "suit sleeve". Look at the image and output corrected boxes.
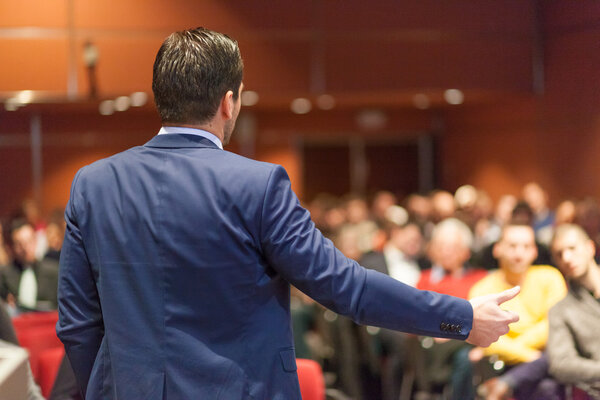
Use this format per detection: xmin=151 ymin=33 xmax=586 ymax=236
xmin=259 ymin=166 xmax=473 ymax=339
xmin=56 ymin=169 xmax=104 ymax=397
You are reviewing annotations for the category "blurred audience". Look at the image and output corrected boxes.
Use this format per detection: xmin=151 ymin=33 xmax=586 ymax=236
xmin=19 ymin=199 xmax=49 ymax=261
xmin=4 ymin=181 xmax=600 ymax=399
xmin=44 ymin=209 xmax=65 ymax=262
xmin=0 ymin=218 xmax=59 ymax=311
xmin=0 ymin=221 xmax=10 ymax=266
xmin=339 ymin=195 xmax=378 ymax=254
xmin=361 ymin=220 xmax=426 ymax=287
xmin=370 ymin=190 xmax=398 ymax=226
xmin=430 ymin=190 xmax=456 ymax=224
xmin=522 ymin=182 xmax=555 ymax=245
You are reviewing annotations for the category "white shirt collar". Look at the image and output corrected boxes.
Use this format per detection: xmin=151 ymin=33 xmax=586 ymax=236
xmin=158 ymin=126 xmax=223 ymax=149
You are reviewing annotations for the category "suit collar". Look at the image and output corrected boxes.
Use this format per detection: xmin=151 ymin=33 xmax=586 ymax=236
xmin=144 ymin=133 xmax=221 ymax=149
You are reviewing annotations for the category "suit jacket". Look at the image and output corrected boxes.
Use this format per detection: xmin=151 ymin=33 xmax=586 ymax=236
xmin=548 ymin=282 xmax=600 ymax=398
xmin=57 ymin=133 xmax=473 ymax=400
xmin=0 ymin=258 xmax=59 ymax=309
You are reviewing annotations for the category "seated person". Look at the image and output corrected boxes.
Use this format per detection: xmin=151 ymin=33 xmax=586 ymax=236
xmin=361 ymin=220 xmax=427 ymax=287
xmin=470 ymin=222 xmax=567 ymax=399
xmin=0 ymin=219 xmax=59 ymax=311
xmin=418 ymin=218 xmax=487 ymax=298
xmin=476 ymin=201 xmax=553 ymax=270
xmin=548 ymin=224 xmax=600 ymax=399
xmin=412 ymin=218 xmax=487 ymax=400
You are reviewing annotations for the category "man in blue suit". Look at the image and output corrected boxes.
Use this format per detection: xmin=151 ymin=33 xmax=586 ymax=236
xmin=57 ymin=27 xmax=519 ymax=399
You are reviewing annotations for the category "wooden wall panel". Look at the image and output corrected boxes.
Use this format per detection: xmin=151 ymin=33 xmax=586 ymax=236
xmin=73 ymin=0 xmax=237 ymax=31
xmin=321 ymin=1 xmax=533 ymax=32
xmin=75 ymin=36 xmax=161 ymax=96
xmin=0 ymin=1 xmax=67 ymax=27
xmin=0 ymin=147 xmax=33 ymax=216
xmin=0 ymin=39 xmax=69 ymax=91
xmin=324 ymin=38 xmax=532 ymax=92
xmin=238 ymin=39 xmax=312 ymax=93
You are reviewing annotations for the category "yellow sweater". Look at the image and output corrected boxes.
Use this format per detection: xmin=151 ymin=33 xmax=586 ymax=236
xmin=468 ymin=266 xmax=567 ymax=364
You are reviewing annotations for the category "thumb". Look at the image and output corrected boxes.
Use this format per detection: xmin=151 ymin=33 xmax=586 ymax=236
xmin=494 ymin=286 xmax=521 ymax=305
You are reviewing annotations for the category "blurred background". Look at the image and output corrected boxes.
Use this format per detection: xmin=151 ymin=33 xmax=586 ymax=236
xmin=0 ymin=0 xmax=598 ymax=217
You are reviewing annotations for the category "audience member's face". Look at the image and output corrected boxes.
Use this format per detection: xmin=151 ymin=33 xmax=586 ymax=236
xmin=431 ymin=192 xmax=455 ymax=221
xmin=495 ymin=195 xmax=517 ymax=224
xmin=336 ymin=230 xmax=361 ymax=260
xmin=494 ymin=225 xmax=537 ymax=275
xmin=428 ymin=235 xmax=470 ymax=273
xmin=390 ymin=224 xmax=423 ymax=258
xmin=46 ymin=222 xmax=64 ymax=251
xmin=11 ymin=225 xmax=37 ymax=264
xmin=346 ymin=199 xmax=368 ymax=224
xmin=324 ymin=207 xmax=346 ymax=232
xmin=372 ymin=192 xmax=396 ymax=219
xmin=552 ymin=230 xmax=594 ymax=280
xmin=406 ymin=195 xmax=432 ymax=221
xmin=523 ymin=183 xmax=547 ymax=214
xmin=555 ymin=200 xmax=576 ymax=225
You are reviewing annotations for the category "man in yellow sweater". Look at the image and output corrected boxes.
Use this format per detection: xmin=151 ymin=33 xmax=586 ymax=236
xmin=469 ymin=222 xmax=566 ymax=364
xmin=469 ymin=222 xmax=567 ymax=399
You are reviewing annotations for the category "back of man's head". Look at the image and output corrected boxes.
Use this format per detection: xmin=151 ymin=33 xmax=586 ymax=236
xmin=152 ymin=27 xmax=243 ymax=125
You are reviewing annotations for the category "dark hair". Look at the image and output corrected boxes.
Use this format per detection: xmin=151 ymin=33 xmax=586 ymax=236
xmin=510 ymin=200 xmax=534 ymax=225
xmin=152 ymin=27 xmax=243 ymax=125
xmin=9 ymin=218 xmax=31 ymax=235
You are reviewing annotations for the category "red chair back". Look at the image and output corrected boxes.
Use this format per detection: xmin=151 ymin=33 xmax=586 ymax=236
xmin=296 ymin=358 xmax=325 ymax=400
xmin=38 ymin=347 xmax=65 ymax=398
xmin=12 ymin=311 xmax=62 ymax=382
xmin=12 ymin=311 xmax=59 ymax=331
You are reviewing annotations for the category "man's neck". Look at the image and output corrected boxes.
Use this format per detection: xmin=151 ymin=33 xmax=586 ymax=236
xmin=502 ymin=269 xmax=527 ymax=287
xmin=169 ymin=123 xmax=224 ymax=143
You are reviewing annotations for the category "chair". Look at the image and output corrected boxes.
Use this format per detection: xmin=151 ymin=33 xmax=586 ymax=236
xmin=14 ymin=325 xmax=63 ymax=380
xmin=37 ymin=347 xmax=65 ymax=398
xmin=12 ymin=312 xmax=62 ymax=383
xmin=11 ymin=311 xmax=59 ymax=332
xmin=297 ymin=358 xmax=326 ymax=400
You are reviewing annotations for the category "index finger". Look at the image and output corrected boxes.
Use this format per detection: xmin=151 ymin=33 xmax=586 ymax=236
xmin=495 ymin=286 xmax=521 ymax=305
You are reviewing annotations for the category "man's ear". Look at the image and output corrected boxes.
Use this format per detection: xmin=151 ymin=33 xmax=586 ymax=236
xmin=492 ymin=241 xmax=501 ymax=259
xmin=221 ymin=90 xmax=234 ymax=120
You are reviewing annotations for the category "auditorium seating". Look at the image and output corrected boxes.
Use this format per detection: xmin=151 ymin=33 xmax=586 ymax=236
xmin=296 ymin=358 xmax=326 ymax=400
xmin=12 ymin=311 xmax=64 ymax=396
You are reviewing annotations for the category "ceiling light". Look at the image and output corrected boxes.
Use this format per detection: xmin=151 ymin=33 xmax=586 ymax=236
xmin=413 ymin=93 xmax=430 ymax=110
xmin=290 ymin=98 xmax=312 ymax=114
xmin=16 ymin=90 xmax=34 ymax=104
xmin=356 ymin=109 xmax=387 ymax=130
xmin=114 ymin=96 xmax=131 ymax=111
xmin=4 ymin=98 xmax=20 ymax=111
xmin=241 ymin=90 xmax=259 ymax=106
xmin=130 ymin=92 xmax=148 ymax=107
xmin=444 ymin=89 xmax=464 ymax=105
xmin=316 ymin=94 xmax=335 ymax=110
xmin=99 ymin=100 xmax=115 ymax=115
